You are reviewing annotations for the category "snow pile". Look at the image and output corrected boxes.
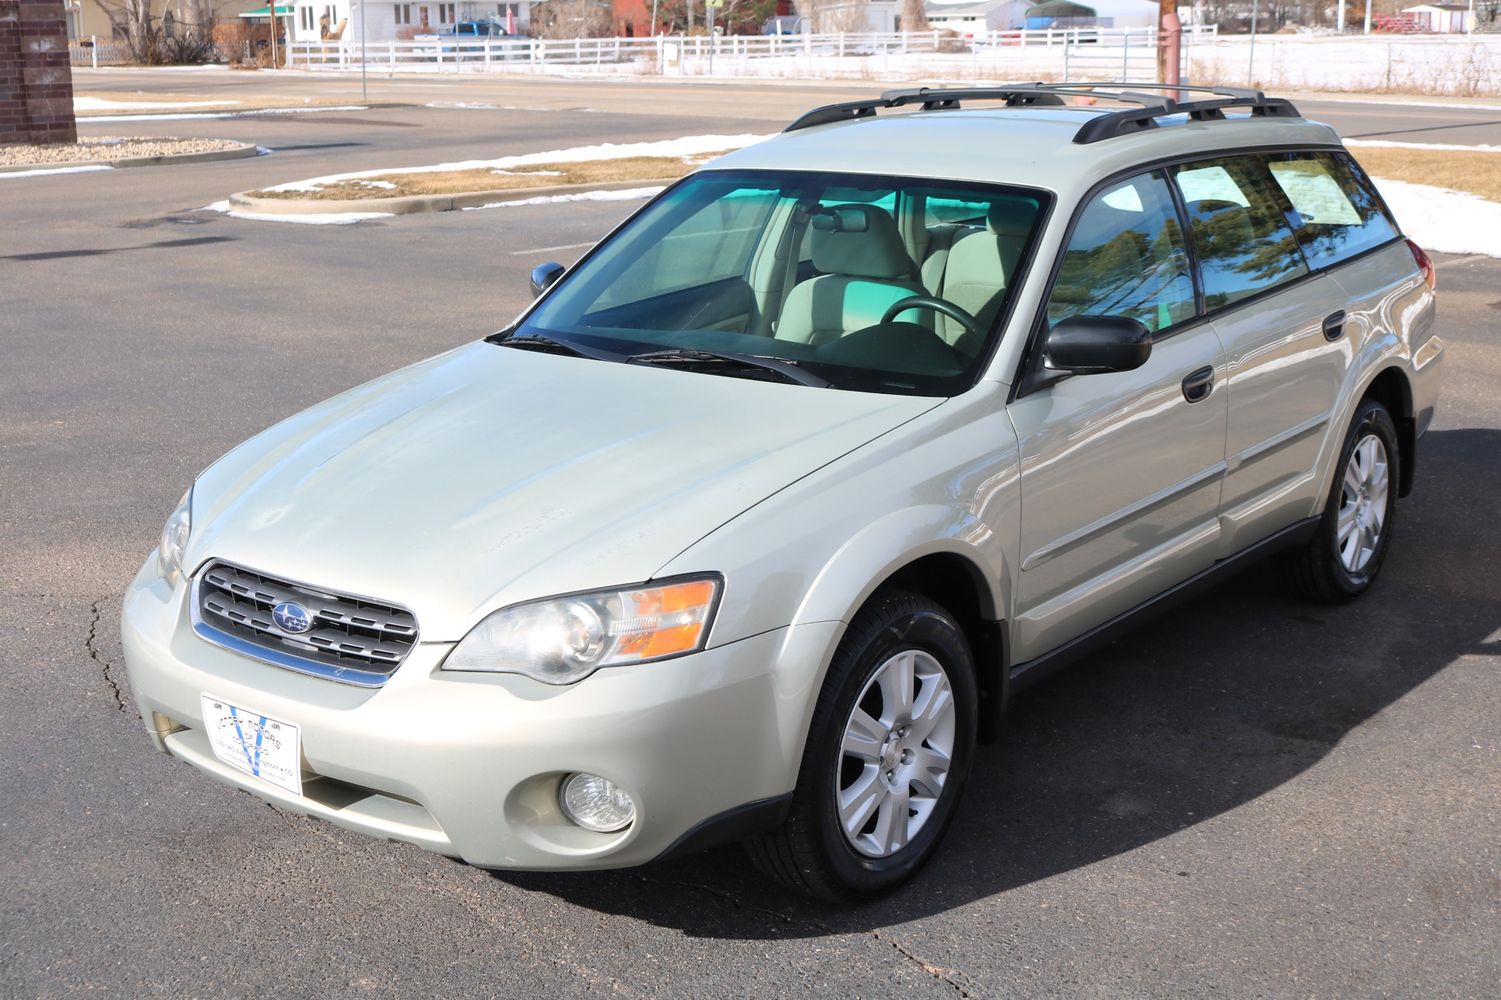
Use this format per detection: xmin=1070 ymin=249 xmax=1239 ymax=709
xmin=465 ymin=186 xmax=666 ymax=210
xmin=203 ymin=200 xmax=393 ymax=225
xmin=0 ymin=164 xmax=113 ymax=179
xmin=260 ymin=133 xmax=770 ymax=193
xmin=1370 ymin=178 xmax=1501 ymax=258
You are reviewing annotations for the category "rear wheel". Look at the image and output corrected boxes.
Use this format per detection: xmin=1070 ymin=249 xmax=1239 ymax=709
xmin=746 ymin=590 xmax=978 ymax=900
xmin=1276 ymin=398 xmax=1399 ymax=603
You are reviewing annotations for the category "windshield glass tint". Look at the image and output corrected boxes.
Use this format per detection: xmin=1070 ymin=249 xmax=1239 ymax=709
xmin=514 ymin=169 xmax=1048 ymax=395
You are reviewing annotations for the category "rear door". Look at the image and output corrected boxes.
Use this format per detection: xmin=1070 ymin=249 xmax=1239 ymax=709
xmin=1173 ymin=154 xmax=1353 ymax=557
xmin=1009 ymin=170 xmax=1229 ymax=661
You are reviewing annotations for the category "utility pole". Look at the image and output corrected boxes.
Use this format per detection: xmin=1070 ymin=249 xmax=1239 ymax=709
xmin=269 ymin=1 xmax=279 ymax=68
xmin=359 ymin=0 xmax=367 ymax=100
xmin=1158 ymin=0 xmax=1181 ymax=84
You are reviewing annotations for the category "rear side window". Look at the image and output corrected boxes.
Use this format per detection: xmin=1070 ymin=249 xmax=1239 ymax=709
xmin=1172 ymin=157 xmax=1308 ymax=311
xmin=1267 ymin=151 xmax=1400 ymax=270
xmin=1046 ymin=171 xmax=1196 ymax=335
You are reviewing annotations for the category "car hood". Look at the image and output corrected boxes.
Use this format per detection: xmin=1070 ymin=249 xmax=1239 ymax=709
xmin=186 ymin=342 xmax=939 ymax=641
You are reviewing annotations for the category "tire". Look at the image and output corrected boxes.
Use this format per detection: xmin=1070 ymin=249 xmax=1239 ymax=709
xmin=746 ymin=590 xmax=978 ymax=901
xmin=1276 ymin=398 xmax=1400 ymax=604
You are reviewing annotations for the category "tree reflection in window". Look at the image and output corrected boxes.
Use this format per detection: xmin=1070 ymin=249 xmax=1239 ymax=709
xmin=1047 ymin=172 xmax=1197 ymax=335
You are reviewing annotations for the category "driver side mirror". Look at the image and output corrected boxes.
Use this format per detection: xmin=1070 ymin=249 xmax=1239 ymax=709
xmin=529 ymin=261 xmax=565 ymax=298
xmin=1043 ymin=315 xmax=1152 ymax=376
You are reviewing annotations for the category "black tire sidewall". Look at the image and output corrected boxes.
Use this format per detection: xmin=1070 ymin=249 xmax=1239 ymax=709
xmin=1321 ymin=400 xmax=1400 ymax=596
xmin=808 ymin=600 xmax=978 ymax=895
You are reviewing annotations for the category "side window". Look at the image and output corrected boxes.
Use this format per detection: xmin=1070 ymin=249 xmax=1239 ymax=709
xmin=1267 ymin=151 xmax=1400 ymax=270
xmin=1172 ymin=156 xmax=1308 ymax=311
xmin=1047 ymin=171 xmax=1196 ymax=335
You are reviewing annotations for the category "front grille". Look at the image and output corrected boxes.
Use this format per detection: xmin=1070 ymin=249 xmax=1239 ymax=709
xmin=192 ymin=561 xmax=418 ymax=687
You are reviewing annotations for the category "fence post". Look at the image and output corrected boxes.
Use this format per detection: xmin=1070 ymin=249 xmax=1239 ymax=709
xmin=91 ymin=35 xmax=97 ymax=68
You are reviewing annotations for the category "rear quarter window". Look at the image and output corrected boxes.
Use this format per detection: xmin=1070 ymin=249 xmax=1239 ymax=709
xmin=1266 ymin=152 xmax=1400 ymax=270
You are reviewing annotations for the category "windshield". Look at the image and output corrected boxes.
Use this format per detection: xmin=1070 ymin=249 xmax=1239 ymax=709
xmin=508 ymin=169 xmax=1049 ymax=395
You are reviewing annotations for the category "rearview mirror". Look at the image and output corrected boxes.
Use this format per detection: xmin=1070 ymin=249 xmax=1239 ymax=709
xmin=1043 ymin=315 xmax=1152 ymax=376
xmin=529 ymin=261 xmax=565 ymax=298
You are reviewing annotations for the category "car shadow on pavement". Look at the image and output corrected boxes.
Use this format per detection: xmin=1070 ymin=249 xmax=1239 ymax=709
xmin=494 ymin=427 xmax=1499 ymax=936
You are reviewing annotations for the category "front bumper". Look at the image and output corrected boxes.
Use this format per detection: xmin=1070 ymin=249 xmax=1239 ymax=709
xmin=121 ymin=558 xmax=838 ymax=870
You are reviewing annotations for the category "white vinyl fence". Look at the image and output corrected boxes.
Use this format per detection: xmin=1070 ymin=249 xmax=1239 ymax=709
xmin=70 ymin=38 xmax=134 ymax=67
xmin=286 ymin=26 xmax=1218 ymax=82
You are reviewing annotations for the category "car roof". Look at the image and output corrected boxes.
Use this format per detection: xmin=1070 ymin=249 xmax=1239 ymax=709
xmin=708 ymin=106 xmax=1344 ymax=203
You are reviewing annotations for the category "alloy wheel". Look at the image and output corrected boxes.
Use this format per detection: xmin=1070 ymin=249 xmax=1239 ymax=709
xmin=835 ymin=649 xmax=957 ymax=858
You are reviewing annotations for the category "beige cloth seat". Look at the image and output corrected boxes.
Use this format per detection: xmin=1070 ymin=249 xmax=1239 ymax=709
xmin=931 ymin=196 xmax=1040 ymax=352
xmin=775 ymin=204 xmax=924 ymax=346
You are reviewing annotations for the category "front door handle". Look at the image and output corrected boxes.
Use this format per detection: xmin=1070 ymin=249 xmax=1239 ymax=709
xmin=1322 ymin=310 xmax=1347 ymax=341
xmin=1181 ymin=365 xmax=1214 ymax=403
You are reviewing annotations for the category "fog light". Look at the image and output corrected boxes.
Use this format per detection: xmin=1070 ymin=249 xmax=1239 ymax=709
xmin=558 ymin=772 xmax=635 ymax=833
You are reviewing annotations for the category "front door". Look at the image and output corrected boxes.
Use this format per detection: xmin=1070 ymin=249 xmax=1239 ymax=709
xmin=1009 ymin=170 xmax=1229 ymax=661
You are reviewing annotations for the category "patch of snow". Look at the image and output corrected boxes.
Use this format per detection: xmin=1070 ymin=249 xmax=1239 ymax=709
xmin=465 ymin=186 xmax=665 ymax=210
xmin=356 ymin=180 xmax=398 ymax=189
xmin=0 ymin=164 xmax=113 ymax=179
xmin=202 ymin=199 xmax=391 ymax=224
xmin=1346 ymin=139 xmax=1501 ymax=154
xmin=263 ymin=134 xmax=768 ymax=192
xmin=1371 ymin=176 xmax=1501 ymax=258
xmin=74 ymin=97 xmax=238 ymax=111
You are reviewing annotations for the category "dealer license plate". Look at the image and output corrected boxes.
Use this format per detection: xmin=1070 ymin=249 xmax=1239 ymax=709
xmin=200 ymin=694 xmax=303 ymax=796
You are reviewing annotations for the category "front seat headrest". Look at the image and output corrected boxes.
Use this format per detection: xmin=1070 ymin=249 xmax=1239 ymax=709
xmin=810 ymin=203 xmax=914 ymax=280
xmin=987 ymin=196 xmax=1042 ymax=239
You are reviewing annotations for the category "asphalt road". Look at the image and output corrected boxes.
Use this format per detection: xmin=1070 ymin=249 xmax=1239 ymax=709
xmin=2 ymin=89 xmax=1499 ymax=998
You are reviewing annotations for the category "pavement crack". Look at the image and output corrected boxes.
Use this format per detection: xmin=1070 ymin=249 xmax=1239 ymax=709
xmin=87 ymin=599 xmax=129 ymax=713
xmin=635 ymin=873 xmax=977 ymax=997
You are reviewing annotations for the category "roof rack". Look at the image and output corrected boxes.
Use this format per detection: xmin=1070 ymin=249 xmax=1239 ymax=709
xmin=782 ymin=82 xmax=1301 ymax=144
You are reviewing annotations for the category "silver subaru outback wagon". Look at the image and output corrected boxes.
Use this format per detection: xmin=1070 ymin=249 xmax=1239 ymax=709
xmin=121 ymin=83 xmax=1443 ymax=900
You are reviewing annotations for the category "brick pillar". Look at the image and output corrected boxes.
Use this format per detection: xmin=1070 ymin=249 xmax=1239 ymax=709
xmin=0 ymin=0 xmax=78 ymax=145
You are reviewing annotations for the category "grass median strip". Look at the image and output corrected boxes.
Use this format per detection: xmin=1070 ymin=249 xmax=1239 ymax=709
xmin=1352 ymin=147 xmax=1501 ymax=204
xmin=248 ymin=153 xmax=725 ymax=201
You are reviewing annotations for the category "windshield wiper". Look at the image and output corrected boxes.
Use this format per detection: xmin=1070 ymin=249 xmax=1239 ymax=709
xmin=489 ymin=331 xmax=630 ymax=363
xmin=627 ymin=348 xmax=830 ymax=388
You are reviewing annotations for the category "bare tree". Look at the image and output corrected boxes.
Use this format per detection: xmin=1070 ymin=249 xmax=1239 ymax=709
xmin=93 ymin=0 xmax=219 ymax=63
xmin=796 ymin=0 xmax=869 ymax=32
xmin=532 ymin=0 xmax=612 ymax=38
xmin=898 ymin=0 xmax=928 ymax=31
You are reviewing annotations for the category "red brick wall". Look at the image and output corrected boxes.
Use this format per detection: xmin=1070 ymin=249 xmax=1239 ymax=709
xmin=0 ymin=0 xmax=78 ymax=145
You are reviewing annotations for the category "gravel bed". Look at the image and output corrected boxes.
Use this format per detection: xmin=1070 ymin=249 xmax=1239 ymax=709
xmin=0 ymin=136 xmax=245 ymax=167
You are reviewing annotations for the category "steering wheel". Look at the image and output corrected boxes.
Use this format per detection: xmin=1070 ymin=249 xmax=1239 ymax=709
xmin=881 ymin=295 xmax=981 ymax=339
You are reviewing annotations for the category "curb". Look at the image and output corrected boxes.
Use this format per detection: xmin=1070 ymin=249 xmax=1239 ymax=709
xmin=74 ymin=101 xmax=414 ymax=120
xmin=0 ymin=141 xmax=259 ymax=174
xmin=226 ymin=178 xmax=673 ymax=216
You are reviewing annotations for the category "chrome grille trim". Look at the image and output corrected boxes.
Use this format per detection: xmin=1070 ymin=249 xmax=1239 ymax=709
xmin=191 ymin=560 xmax=418 ymax=688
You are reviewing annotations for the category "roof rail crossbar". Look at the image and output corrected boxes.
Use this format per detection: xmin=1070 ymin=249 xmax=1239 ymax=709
xmin=782 ymin=83 xmax=1301 ymax=144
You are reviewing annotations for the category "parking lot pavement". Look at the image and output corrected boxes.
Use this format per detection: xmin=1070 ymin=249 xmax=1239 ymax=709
xmin=2 ymin=100 xmax=1499 ymax=998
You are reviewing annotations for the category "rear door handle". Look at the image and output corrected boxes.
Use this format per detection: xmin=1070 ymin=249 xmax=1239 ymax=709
xmin=1182 ymin=365 xmax=1214 ymax=403
xmin=1322 ymin=310 xmax=1347 ymax=341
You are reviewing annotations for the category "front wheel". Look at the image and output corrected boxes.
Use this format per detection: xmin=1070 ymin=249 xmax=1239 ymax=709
xmin=1276 ymin=398 xmax=1399 ymax=603
xmin=746 ymin=591 xmax=978 ymax=900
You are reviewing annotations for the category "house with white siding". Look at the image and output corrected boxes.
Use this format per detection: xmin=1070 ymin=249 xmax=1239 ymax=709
xmin=286 ymin=0 xmax=534 ymax=42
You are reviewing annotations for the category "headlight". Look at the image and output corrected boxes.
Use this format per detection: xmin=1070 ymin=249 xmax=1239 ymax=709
xmin=443 ymin=576 xmax=721 ymax=685
xmin=157 ymin=488 xmax=193 ymax=582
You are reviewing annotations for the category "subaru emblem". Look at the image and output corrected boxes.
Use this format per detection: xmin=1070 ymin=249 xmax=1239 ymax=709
xmin=272 ymin=601 xmax=314 ymax=635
